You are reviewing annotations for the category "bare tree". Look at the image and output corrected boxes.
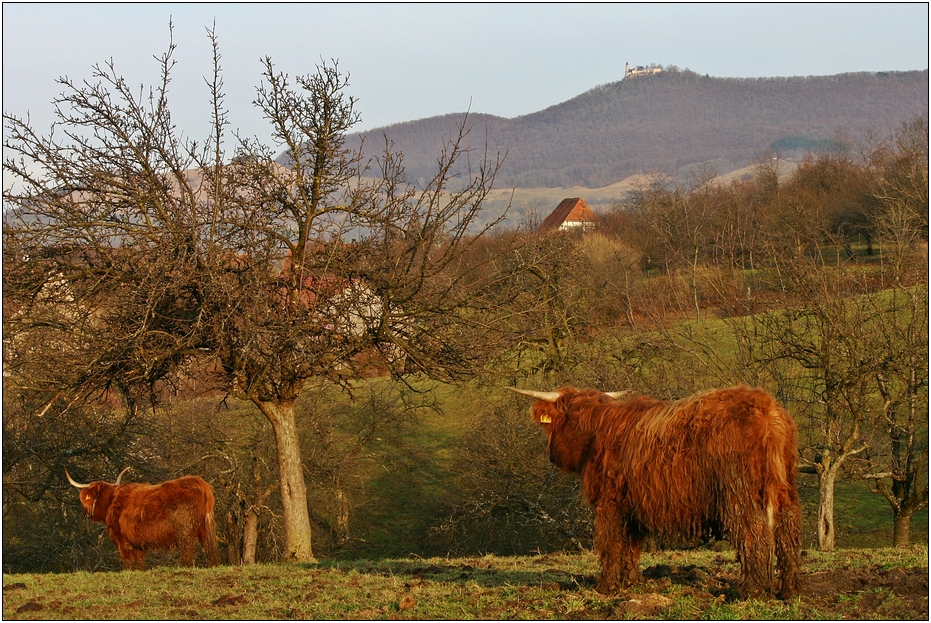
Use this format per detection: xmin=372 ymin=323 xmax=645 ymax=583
xmin=491 ymin=230 xmax=591 ymax=377
xmin=4 ymin=28 xmax=507 ymax=565
xmin=850 ymin=117 xmax=930 ymax=546
xmin=869 ymin=115 xmax=929 ymax=283
xmin=198 ymin=55 xmax=507 ymax=561
xmin=856 ymin=282 xmax=929 ymax=546
xmin=3 ymin=26 xmax=213 ymax=444
xmin=433 ymin=395 xmax=592 ymax=555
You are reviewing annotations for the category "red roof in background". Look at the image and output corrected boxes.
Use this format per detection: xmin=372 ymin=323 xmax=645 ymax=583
xmin=538 ymin=198 xmax=599 ymax=232
xmin=278 ymin=248 xmax=348 ymax=308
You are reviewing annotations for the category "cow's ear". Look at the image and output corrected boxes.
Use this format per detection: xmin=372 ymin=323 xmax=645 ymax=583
xmin=536 ymin=406 xmax=558 ymax=425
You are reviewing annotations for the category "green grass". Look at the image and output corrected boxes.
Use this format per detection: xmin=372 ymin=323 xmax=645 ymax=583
xmin=3 ymin=547 xmax=926 ymax=620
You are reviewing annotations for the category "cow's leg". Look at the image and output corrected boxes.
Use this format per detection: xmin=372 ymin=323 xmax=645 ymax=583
xmin=774 ymin=494 xmax=802 ymax=599
xmin=179 ymin=537 xmax=197 ymax=567
xmin=117 ymin=544 xmax=145 ymax=571
xmin=198 ymin=521 xmax=221 ymax=567
xmin=110 ymin=527 xmax=132 ymax=571
xmin=119 ymin=553 xmax=134 ymax=571
xmin=116 ymin=541 xmax=135 ymax=571
xmin=735 ymin=505 xmax=774 ymax=598
xmin=594 ymin=503 xmax=642 ymax=594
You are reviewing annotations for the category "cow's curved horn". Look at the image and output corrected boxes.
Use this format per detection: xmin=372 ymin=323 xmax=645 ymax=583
xmin=64 ymin=468 xmax=90 ymax=489
xmin=114 ymin=467 xmax=131 ymax=485
xmin=604 ymin=391 xmax=632 ymax=399
xmin=506 ymin=387 xmax=561 ymax=402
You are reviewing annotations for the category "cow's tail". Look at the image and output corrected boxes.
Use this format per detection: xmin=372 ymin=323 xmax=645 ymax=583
xmin=202 ymin=484 xmax=222 ymax=567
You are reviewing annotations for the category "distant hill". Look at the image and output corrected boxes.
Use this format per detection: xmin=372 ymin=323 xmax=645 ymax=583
xmin=279 ymin=67 xmax=928 ymax=189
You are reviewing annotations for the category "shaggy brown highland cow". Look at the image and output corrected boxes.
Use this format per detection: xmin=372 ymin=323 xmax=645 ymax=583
xmin=66 ymin=468 xmax=221 ymax=570
xmin=510 ymin=386 xmax=802 ymax=598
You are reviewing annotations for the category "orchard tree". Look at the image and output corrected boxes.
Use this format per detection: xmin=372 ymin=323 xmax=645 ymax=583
xmin=201 ymin=57 xmax=507 ymax=562
xmin=3 ymin=27 xmax=507 ymax=565
xmin=727 ymin=248 xmax=925 ymax=550
xmin=854 ymin=118 xmax=929 ymax=546
xmin=857 ymin=281 xmax=929 ymax=546
xmin=492 ymin=230 xmax=591 ymax=377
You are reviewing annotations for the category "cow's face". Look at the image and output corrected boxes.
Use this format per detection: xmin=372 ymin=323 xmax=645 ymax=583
xmin=532 ymin=396 xmax=593 ymax=474
xmin=77 ymin=483 xmax=110 ymax=521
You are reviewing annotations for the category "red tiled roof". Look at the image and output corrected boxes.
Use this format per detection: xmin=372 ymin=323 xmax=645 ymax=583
xmin=538 ymin=198 xmax=599 ymax=231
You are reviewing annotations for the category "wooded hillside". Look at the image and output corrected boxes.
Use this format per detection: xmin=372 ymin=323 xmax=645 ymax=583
xmin=295 ymin=67 xmax=928 ymax=188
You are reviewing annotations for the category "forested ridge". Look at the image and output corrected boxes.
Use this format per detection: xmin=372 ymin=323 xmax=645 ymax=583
xmin=308 ymin=67 xmax=929 ymax=188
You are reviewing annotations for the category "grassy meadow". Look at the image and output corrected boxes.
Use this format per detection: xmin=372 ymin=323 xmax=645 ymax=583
xmin=3 ymin=546 xmax=927 ymax=619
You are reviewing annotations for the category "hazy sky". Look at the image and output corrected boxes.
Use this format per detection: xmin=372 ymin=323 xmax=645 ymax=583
xmin=3 ymin=2 xmax=929 ymax=147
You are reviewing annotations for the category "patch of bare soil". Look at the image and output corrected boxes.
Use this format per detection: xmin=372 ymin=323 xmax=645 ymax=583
xmin=801 ymin=565 xmax=928 ymax=620
xmin=624 ymin=561 xmax=929 ymax=620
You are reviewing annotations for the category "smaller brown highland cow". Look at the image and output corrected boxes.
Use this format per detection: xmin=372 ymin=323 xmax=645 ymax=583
xmin=510 ymin=385 xmax=802 ymax=598
xmin=66 ymin=467 xmax=221 ymax=570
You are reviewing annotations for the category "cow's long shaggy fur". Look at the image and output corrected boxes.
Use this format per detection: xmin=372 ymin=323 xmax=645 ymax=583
xmin=528 ymin=386 xmax=802 ymax=598
xmin=76 ymin=476 xmax=221 ymax=570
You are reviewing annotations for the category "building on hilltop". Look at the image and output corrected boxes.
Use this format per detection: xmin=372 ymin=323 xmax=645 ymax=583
xmin=625 ymin=62 xmax=662 ymax=78
xmin=539 ymin=198 xmax=599 ymax=232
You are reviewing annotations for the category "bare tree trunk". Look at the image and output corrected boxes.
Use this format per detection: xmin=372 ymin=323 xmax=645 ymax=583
xmin=255 ymin=399 xmax=316 ymax=563
xmin=225 ymin=512 xmax=242 ymax=565
xmin=621 ymin=270 xmax=638 ymax=331
xmin=242 ymin=509 xmax=260 ymax=564
xmin=335 ymin=488 xmax=350 ymax=544
xmin=691 ymin=247 xmax=701 ymax=322
xmin=240 ymin=455 xmax=276 ymax=565
xmin=816 ymin=462 xmax=838 ymax=551
xmin=874 ymin=466 xmax=928 ymax=549
xmin=892 ymin=509 xmax=913 ymax=548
